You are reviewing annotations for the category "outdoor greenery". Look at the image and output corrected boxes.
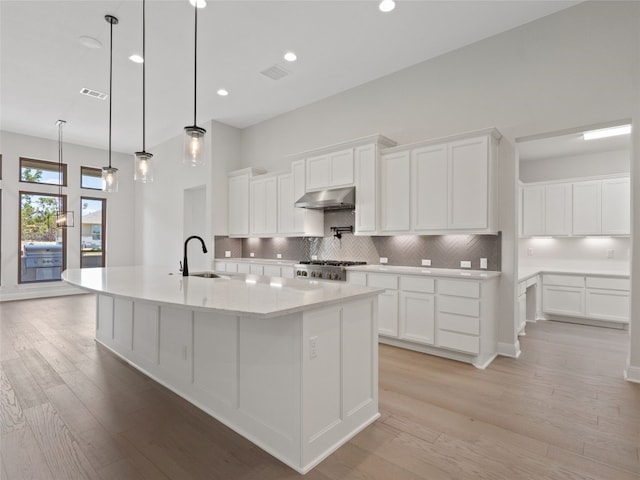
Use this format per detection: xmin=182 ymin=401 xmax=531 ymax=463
xmin=21 ymin=168 xmax=61 ymax=243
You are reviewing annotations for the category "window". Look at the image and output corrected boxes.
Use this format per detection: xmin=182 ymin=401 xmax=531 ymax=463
xmin=81 ymin=166 xmax=102 ymax=190
xmin=81 ymin=197 xmax=106 ymax=268
xmin=20 ymin=157 xmax=66 ymax=185
xmin=19 ymin=191 xmax=66 ymax=283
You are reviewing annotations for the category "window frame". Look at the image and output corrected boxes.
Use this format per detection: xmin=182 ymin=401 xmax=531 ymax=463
xmin=19 ymin=157 xmax=67 ymax=186
xmin=80 ymin=166 xmax=103 ymax=190
xmin=80 ymin=196 xmax=107 ymax=268
xmin=18 ymin=190 xmax=67 ymax=284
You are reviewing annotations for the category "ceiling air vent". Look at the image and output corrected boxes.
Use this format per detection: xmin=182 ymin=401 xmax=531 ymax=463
xmin=260 ymin=64 xmax=290 ymax=80
xmin=80 ymin=87 xmax=108 ymax=100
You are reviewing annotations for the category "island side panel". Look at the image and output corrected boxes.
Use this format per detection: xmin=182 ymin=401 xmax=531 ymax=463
xmin=301 ymin=296 xmax=380 ymax=471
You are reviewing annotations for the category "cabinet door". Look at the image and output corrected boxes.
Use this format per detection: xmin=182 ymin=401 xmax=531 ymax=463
xmin=329 ymin=148 xmax=354 ymax=187
xmin=277 ymin=173 xmax=295 ymax=234
xmin=573 ymin=181 xmax=601 ymax=235
xmin=263 ymin=265 xmax=281 ymax=277
xmin=542 ymin=285 xmax=584 ymax=317
xmin=228 ymin=173 xmax=250 ymax=236
xmin=377 ymin=290 xmax=399 ymax=337
xmin=601 ymin=177 xmax=630 ymax=235
xmin=518 ymin=293 xmax=527 ymax=333
xmin=522 ymin=185 xmax=545 ymax=236
xmin=291 ymin=160 xmax=307 ymax=233
xmin=237 ymin=263 xmax=251 ymax=274
xmin=399 ymin=292 xmax=435 ymax=345
xmin=251 ymin=177 xmax=277 ymax=236
xmin=411 ymin=144 xmax=447 ymax=231
xmin=306 ymin=154 xmax=330 ymax=191
xmin=354 ymin=144 xmax=377 ymax=234
xmin=448 ymin=136 xmax=488 ymax=229
xmin=380 ymin=151 xmax=411 ymax=232
xmin=545 ymin=183 xmax=572 ymax=236
xmin=250 ymin=264 xmax=264 ymax=275
xmin=585 ymin=288 xmax=629 ymax=323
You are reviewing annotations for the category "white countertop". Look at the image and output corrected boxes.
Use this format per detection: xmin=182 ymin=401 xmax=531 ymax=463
xmin=346 ymin=264 xmax=501 ymax=280
xmin=216 ymin=257 xmax=297 ymax=265
xmin=518 ymin=267 xmax=630 ymax=283
xmin=62 ymin=267 xmax=383 ymax=318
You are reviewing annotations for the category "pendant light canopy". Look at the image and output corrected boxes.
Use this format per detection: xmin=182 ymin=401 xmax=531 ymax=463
xmin=102 ymin=14 xmax=119 ymax=192
xmin=55 ymin=119 xmax=74 ymax=228
xmin=183 ymin=1 xmax=206 ymax=166
xmin=134 ymin=0 xmax=154 ymax=182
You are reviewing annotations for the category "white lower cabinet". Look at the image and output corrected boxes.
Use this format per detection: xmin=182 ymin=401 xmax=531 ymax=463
xmin=347 ymin=270 xmax=498 ymax=368
xmin=217 ymin=260 xmax=295 ymax=279
xmin=542 ymin=273 xmax=629 ymax=324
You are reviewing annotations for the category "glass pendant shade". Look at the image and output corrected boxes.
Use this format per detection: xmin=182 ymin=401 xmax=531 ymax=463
xmin=183 ymin=125 xmax=206 ymax=166
xmin=102 ymin=166 xmax=119 ymax=192
xmin=56 ymin=211 xmax=74 ymax=228
xmin=134 ymin=151 xmax=154 ymax=182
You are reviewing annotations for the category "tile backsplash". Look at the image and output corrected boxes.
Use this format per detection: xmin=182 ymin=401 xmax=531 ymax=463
xmin=215 ymin=210 xmax=501 ymax=271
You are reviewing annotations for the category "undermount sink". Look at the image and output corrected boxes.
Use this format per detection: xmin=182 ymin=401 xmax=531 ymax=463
xmin=190 ymin=272 xmax=227 ymax=279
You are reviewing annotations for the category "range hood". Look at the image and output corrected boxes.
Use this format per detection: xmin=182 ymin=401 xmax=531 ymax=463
xmin=295 ymin=187 xmax=355 ymax=210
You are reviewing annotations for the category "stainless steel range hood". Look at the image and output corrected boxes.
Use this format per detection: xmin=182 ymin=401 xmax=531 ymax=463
xmin=295 ymin=187 xmax=355 ymax=210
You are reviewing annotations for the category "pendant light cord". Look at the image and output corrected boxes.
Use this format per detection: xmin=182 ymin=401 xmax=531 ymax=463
xmin=193 ymin=3 xmax=198 ymax=126
xmin=108 ymin=16 xmax=113 ymax=168
xmin=142 ymin=0 xmax=147 ymax=151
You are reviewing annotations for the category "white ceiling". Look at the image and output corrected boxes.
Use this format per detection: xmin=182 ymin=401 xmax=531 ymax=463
xmin=1 ymin=0 xmax=580 ymax=155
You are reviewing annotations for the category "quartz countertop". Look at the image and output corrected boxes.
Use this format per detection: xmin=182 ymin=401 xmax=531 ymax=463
xmin=518 ymin=267 xmax=630 ymax=283
xmin=345 ymin=264 xmax=501 ymax=280
xmin=62 ymin=266 xmax=383 ymax=318
xmin=215 ymin=257 xmax=298 ymax=265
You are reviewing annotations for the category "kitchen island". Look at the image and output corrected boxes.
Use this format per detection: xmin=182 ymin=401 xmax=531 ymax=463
xmin=62 ymin=266 xmax=382 ymax=474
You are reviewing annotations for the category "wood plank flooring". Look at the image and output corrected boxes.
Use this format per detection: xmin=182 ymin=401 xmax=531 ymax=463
xmin=1 ymin=294 xmax=639 ymax=479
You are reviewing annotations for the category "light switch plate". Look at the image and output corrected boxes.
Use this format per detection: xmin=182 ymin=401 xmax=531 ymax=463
xmin=311 ymin=255 xmax=318 ymax=261
xmin=380 ymin=257 xmax=388 ymax=264
xmin=276 ymin=253 xmax=282 ymax=259
xmin=460 ymin=260 xmax=471 ymax=269
xmin=225 ymin=251 xmax=231 ymax=258
xmin=250 ymin=252 xmax=255 ymax=257
xmin=421 ymin=259 xmax=431 ymax=266
xmin=480 ymin=258 xmax=488 ymax=269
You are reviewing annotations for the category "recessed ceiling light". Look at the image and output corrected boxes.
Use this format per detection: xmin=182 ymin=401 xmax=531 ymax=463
xmin=379 ymin=0 xmax=396 ymax=13
xmin=217 ymin=89 xmax=229 ymax=96
xmin=583 ymin=124 xmax=631 ymax=140
xmin=129 ymin=54 xmax=144 ymax=64
xmin=79 ymin=36 xmax=102 ymax=49
xmin=284 ymin=51 xmax=297 ymax=62
xmin=189 ymin=0 xmax=207 ymax=8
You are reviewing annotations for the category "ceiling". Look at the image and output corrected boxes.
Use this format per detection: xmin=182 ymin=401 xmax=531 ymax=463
xmin=1 ymin=0 xmax=580 ymax=155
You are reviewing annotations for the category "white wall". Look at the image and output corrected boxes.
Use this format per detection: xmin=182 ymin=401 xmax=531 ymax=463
xmin=235 ymin=2 xmax=640 ymax=364
xmin=133 ymin=120 xmax=241 ymax=271
xmin=0 ymin=130 xmax=135 ymax=300
xmin=520 ymin=149 xmax=630 ymax=183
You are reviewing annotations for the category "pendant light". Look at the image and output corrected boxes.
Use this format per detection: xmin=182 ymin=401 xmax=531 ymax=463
xmin=102 ymin=14 xmax=119 ymax=192
xmin=55 ymin=119 xmax=74 ymax=228
xmin=134 ymin=0 xmax=153 ymax=182
xmin=183 ymin=0 xmax=206 ymax=166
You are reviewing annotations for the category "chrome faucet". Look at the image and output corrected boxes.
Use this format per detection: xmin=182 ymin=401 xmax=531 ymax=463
xmin=183 ymin=235 xmax=208 ymax=276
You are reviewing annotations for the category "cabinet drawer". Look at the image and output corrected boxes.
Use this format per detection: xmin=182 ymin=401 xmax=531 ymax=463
xmin=585 ymin=276 xmax=629 ymax=291
xmin=438 ymin=330 xmax=479 ymax=354
xmin=368 ymin=273 xmax=398 ymax=290
xmin=585 ymin=289 xmax=629 ymax=323
xmin=438 ymin=296 xmax=479 ymax=317
xmin=263 ymin=265 xmax=281 ymax=277
xmin=225 ymin=262 xmax=239 ymax=273
xmin=543 ymin=274 xmax=584 ymax=288
xmin=438 ymin=312 xmax=480 ymax=335
xmin=237 ymin=263 xmax=251 ymax=274
xmin=399 ymin=276 xmax=435 ymax=293
xmin=438 ymin=279 xmax=480 ymax=298
xmin=347 ymin=272 xmax=368 ymax=286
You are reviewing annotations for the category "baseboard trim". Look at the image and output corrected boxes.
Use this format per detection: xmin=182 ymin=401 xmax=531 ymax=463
xmin=624 ymin=364 xmax=640 ymax=384
xmin=497 ymin=340 xmax=521 ymax=359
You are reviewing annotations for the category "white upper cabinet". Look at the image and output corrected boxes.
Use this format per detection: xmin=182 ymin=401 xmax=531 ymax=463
xmin=521 ymin=183 xmax=571 ymax=236
xmin=522 ymin=185 xmax=545 ymax=236
xmin=305 ymin=148 xmax=354 ymax=191
xmin=380 ymin=151 xmax=411 ymax=233
xmin=277 ymin=173 xmax=295 ymax=234
xmin=354 ymin=144 xmax=377 ymax=234
xmin=448 ymin=135 xmax=489 ymax=230
xmin=411 ymin=144 xmax=448 ymax=231
xmin=228 ymin=168 xmax=264 ymax=237
xmin=250 ymin=175 xmax=278 ymax=236
xmin=572 ymin=180 xmax=601 ymax=235
xmin=601 ymin=177 xmax=630 ymax=235
xmin=278 ymin=161 xmax=323 ymax=237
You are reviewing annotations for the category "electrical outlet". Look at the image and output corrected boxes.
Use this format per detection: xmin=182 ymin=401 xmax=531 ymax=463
xmin=250 ymin=252 xmax=255 ymax=257
xmin=527 ymin=248 xmax=534 ymax=256
xmin=225 ymin=250 xmax=231 ymax=258
xmin=460 ymin=260 xmax=471 ymax=269
xmin=276 ymin=253 xmax=282 ymax=259
xmin=309 ymin=336 xmax=318 ymax=359
xmin=311 ymin=255 xmax=318 ymax=261
xmin=480 ymin=258 xmax=488 ymax=269
xmin=380 ymin=257 xmax=388 ymax=264
xmin=607 ymin=249 xmax=615 ymax=259
xmin=421 ymin=259 xmax=431 ymax=267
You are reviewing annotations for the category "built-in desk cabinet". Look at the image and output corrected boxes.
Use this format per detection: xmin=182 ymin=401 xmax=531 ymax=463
xmin=347 ymin=270 xmax=498 ymax=368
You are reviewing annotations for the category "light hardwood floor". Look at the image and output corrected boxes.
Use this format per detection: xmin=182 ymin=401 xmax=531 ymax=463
xmin=1 ymin=294 xmax=639 ymax=479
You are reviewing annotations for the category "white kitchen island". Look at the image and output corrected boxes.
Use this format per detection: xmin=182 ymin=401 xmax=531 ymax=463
xmin=62 ymin=266 xmax=382 ymax=474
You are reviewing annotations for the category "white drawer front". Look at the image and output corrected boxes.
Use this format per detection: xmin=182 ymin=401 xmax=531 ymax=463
xmin=543 ymin=274 xmax=584 ymax=288
xmin=347 ymin=272 xmax=368 ymax=286
xmin=438 ymin=330 xmax=479 ymax=354
xmin=399 ymin=276 xmax=435 ymax=294
xmin=585 ymin=276 xmax=630 ymax=291
xmin=368 ymin=273 xmax=398 ymax=290
xmin=438 ymin=312 xmax=480 ymax=335
xmin=585 ymin=289 xmax=629 ymax=323
xmin=250 ymin=264 xmax=264 ymax=275
xmin=438 ymin=279 xmax=480 ymax=298
xmin=263 ymin=265 xmax=281 ymax=277
xmin=237 ymin=263 xmax=251 ymax=274
xmin=438 ymin=296 xmax=480 ymax=317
